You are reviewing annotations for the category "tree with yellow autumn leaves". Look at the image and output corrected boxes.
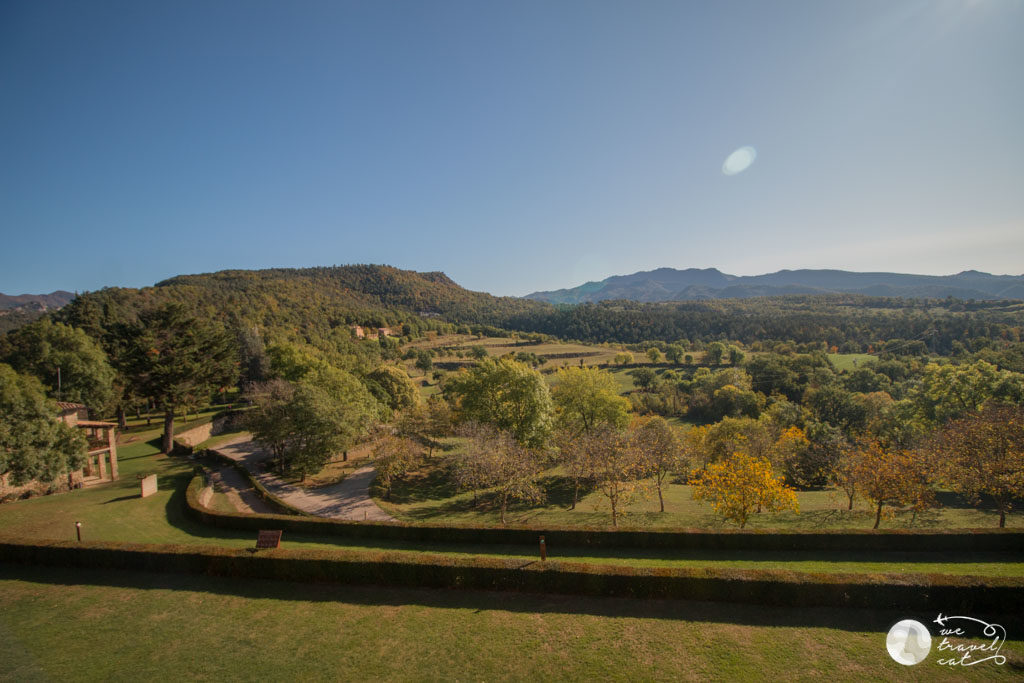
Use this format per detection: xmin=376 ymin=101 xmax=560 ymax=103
xmin=690 ymin=452 xmax=798 ymax=528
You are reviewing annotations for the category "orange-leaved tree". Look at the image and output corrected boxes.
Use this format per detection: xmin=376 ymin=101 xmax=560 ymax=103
xmin=927 ymin=403 xmax=1024 ymax=527
xmin=850 ymin=440 xmax=934 ymax=529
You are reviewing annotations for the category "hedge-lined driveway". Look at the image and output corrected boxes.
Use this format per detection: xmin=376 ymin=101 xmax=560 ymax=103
xmin=211 ymin=435 xmax=395 ymax=522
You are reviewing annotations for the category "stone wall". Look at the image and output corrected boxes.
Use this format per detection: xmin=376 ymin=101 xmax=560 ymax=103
xmin=175 ymin=411 xmax=244 ymax=448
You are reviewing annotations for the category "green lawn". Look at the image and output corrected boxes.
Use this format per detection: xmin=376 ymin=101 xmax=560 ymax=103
xmin=1 ymin=563 xmax=1021 ymax=681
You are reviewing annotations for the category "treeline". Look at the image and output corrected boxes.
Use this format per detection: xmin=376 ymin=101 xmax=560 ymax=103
xmin=501 ymin=296 xmax=1024 ymax=354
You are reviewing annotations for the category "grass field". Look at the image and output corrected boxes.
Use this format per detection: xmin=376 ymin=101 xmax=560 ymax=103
xmin=830 ymin=353 xmax=876 ymax=372
xmin=1 ymin=563 xmax=1021 ymax=682
xmin=404 ymin=334 xmax=624 ymax=370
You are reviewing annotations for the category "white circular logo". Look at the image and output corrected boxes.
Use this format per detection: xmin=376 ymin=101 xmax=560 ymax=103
xmin=887 ymin=619 xmax=932 ymax=665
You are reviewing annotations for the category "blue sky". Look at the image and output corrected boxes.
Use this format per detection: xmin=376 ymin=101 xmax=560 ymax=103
xmin=1 ymin=0 xmax=1022 ymax=296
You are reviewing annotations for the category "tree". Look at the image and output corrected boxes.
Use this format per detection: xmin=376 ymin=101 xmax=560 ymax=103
xmin=246 ymin=366 xmax=381 ymax=479
xmin=915 ymin=360 xmax=1023 ymax=424
xmin=367 ymin=364 xmax=418 ymax=412
xmin=688 ymin=417 xmax=772 ymax=468
xmin=244 ymin=379 xmax=296 ymax=473
xmin=849 ymin=440 xmax=934 ymax=529
xmin=829 ymin=439 xmax=858 ymax=511
xmin=646 ymin=348 xmax=663 ymax=363
xmin=927 ymin=404 xmax=1024 ymax=527
xmin=446 ymin=358 xmax=553 ymax=447
xmin=451 ymin=423 xmax=496 ymax=506
xmin=704 ymin=342 xmax=726 ymax=366
xmin=396 ymin=397 xmax=452 ymax=457
xmin=457 ymin=424 xmax=545 ymax=524
xmin=372 ymin=433 xmax=418 ymax=500
xmin=0 ymin=318 xmax=116 ymax=414
xmin=554 ymin=427 xmax=593 ymax=510
xmin=664 ymin=345 xmax=685 ymax=365
xmin=769 ymin=426 xmax=812 ymax=488
xmin=125 ymin=304 xmax=238 ymax=453
xmin=0 ymin=363 xmax=87 ymax=486
xmin=690 ymin=452 xmax=798 ymax=528
xmin=633 ymin=416 xmax=685 ymax=512
xmin=631 ymin=367 xmax=657 ymax=390
xmin=614 ymin=352 xmax=634 ymax=366
xmin=551 ymin=366 xmax=630 ymax=437
xmin=414 ymin=349 xmax=433 ymax=374
xmin=588 ymin=426 xmax=649 ymax=526
xmin=709 ymin=384 xmax=763 ymax=420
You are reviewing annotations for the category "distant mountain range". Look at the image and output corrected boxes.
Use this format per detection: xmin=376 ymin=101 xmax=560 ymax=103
xmin=525 ymin=268 xmax=1024 ymax=304
xmin=0 ymin=290 xmax=75 ymax=311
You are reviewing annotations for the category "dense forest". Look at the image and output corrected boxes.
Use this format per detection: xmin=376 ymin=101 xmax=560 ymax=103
xmin=503 ymin=297 xmax=1024 ymax=356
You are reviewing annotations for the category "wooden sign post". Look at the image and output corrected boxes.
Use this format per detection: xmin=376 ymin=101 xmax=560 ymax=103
xmin=255 ymin=530 xmax=283 ymax=549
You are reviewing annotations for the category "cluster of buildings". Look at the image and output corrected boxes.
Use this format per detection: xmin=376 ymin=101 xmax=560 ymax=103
xmin=349 ymin=325 xmax=394 ymax=339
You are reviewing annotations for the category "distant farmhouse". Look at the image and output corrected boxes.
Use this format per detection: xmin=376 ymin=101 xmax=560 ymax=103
xmin=350 ymin=325 xmax=394 ymax=339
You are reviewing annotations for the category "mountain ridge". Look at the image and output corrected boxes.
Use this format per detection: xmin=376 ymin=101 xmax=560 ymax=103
xmin=525 ymin=268 xmax=1024 ymax=303
xmin=0 ymin=290 xmax=75 ymax=311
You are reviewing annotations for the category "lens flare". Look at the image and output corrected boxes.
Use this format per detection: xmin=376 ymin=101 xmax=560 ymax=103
xmin=722 ymin=146 xmax=757 ymax=175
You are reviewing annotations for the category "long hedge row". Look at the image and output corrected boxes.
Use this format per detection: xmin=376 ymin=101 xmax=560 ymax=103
xmin=2 ymin=537 xmax=1020 ymax=612
xmin=184 ymin=475 xmax=1024 ymax=553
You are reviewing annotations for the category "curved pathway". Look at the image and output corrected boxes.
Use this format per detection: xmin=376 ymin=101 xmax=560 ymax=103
xmin=207 ymin=465 xmax=276 ymax=515
xmin=210 ymin=435 xmax=395 ymax=522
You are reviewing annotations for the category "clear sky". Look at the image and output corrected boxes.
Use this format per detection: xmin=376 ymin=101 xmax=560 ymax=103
xmin=1 ymin=0 xmax=1022 ymax=297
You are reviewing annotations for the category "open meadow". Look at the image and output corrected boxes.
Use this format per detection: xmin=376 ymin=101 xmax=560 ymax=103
xmin=5 ymin=563 xmax=1022 ymax=682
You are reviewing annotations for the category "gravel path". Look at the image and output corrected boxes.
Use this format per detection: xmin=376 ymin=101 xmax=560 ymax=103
xmin=209 ymin=435 xmax=395 ymax=522
xmin=207 ymin=465 xmax=276 ymax=515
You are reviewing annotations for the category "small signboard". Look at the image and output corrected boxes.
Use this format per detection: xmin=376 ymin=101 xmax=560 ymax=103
xmin=140 ymin=474 xmax=158 ymax=498
xmin=255 ymin=530 xmax=283 ymax=549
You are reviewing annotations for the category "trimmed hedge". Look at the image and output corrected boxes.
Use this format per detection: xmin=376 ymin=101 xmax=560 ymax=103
xmin=1 ymin=537 xmax=1020 ymax=613
xmin=185 ymin=475 xmax=1024 ymax=553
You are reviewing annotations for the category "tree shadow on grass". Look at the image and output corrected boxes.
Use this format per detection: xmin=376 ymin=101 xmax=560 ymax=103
xmin=387 ymin=463 xmax=458 ymax=505
xmin=538 ymin=475 xmax=595 ymax=508
xmin=3 ymin=562 xmax=1022 ymax=637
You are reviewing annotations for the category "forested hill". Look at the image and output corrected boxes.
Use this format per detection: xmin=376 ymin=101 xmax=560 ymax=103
xmin=526 ymin=268 xmax=1024 ymax=304
xmin=56 ymin=264 xmax=551 ymax=340
xmin=153 ymin=265 xmax=549 ymax=323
